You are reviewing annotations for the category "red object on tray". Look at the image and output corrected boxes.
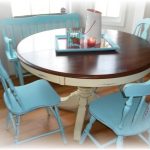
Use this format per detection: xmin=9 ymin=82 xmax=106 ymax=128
xmin=87 ymin=37 xmax=96 ymax=47
xmin=71 ymin=37 xmax=80 ymax=45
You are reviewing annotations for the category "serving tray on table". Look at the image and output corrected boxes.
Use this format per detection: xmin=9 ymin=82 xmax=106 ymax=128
xmin=55 ymin=33 xmax=120 ymax=53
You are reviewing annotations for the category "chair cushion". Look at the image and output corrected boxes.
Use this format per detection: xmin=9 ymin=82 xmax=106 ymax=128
xmin=4 ymin=79 xmax=60 ymax=115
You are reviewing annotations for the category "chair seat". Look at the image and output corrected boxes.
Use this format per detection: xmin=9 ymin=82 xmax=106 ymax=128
xmin=89 ymin=92 xmax=150 ymax=136
xmin=4 ymin=79 xmax=60 ymax=115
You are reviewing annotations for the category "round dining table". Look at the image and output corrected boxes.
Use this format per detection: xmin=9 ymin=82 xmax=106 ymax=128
xmin=17 ymin=28 xmax=150 ymax=141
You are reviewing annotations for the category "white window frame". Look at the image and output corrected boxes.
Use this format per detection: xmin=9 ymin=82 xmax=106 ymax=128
xmin=10 ymin=0 xmax=127 ymax=28
xmin=10 ymin=0 xmax=69 ymax=17
xmin=93 ymin=1 xmax=127 ymax=27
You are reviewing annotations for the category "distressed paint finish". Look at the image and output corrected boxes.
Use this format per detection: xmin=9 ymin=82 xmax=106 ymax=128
xmin=0 ymin=60 xmax=67 ymax=144
xmin=81 ymin=80 xmax=150 ymax=148
xmin=17 ymin=29 xmax=150 ymax=141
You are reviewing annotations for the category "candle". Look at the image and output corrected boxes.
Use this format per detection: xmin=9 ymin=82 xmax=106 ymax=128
xmin=87 ymin=37 xmax=96 ymax=47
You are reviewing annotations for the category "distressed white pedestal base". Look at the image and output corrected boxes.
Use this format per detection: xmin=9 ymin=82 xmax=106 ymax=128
xmin=60 ymin=87 xmax=97 ymax=141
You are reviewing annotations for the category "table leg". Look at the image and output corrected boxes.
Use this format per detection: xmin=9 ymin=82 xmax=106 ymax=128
xmin=60 ymin=87 xmax=97 ymax=141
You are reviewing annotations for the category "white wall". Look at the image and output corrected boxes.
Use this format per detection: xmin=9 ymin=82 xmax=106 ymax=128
xmin=69 ymin=0 xmax=93 ymax=28
xmin=102 ymin=2 xmax=136 ymax=33
xmin=144 ymin=1 xmax=150 ymax=18
xmin=70 ymin=1 xmax=148 ymax=33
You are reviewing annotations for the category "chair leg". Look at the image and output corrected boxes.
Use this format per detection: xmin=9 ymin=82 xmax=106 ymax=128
xmin=9 ymin=113 xmax=17 ymax=133
xmin=14 ymin=115 xmax=20 ymax=144
xmin=116 ymin=136 xmax=124 ymax=149
xmin=46 ymin=107 xmax=52 ymax=117
xmin=13 ymin=62 xmax=18 ymax=78
xmin=148 ymin=129 xmax=150 ymax=145
xmin=7 ymin=113 xmax=21 ymax=143
xmin=51 ymin=106 xmax=67 ymax=144
xmin=15 ymin=61 xmax=24 ymax=85
xmin=6 ymin=113 xmax=11 ymax=130
xmin=80 ymin=116 xmax=96 ymax=144
xmin=118 ymin=85 xmax=124 ymax=92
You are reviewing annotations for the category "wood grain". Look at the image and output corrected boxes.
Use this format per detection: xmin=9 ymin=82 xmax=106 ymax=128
xmin=17 ymin=29 xmax=150 ymax=79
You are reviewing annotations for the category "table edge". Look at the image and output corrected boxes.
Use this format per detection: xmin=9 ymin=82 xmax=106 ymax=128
xmin=21 ymin=62 xmax=150 ymax=87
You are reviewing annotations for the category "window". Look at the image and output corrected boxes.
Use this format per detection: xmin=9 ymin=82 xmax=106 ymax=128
xmin=10 ymin=0 xmax=126 ymax=27
xmin=10 ymin=0 xmax=69 ymax=17
xmin=94 ymin=0 xmax=126 ymax=26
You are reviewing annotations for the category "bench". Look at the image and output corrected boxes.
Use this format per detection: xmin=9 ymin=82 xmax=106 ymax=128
xmin=0 ymin=13 xmax=80 ymax=85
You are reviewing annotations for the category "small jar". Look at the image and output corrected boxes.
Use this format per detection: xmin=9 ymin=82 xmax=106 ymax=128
xmin=61 ymin=7 xmax=66 ymax=14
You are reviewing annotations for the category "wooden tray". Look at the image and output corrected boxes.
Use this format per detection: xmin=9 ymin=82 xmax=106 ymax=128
xmin=55 ymin=33 xmax=119 ymax=53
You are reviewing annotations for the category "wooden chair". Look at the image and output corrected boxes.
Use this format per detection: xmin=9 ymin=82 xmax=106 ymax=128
xmin=118 ymin=18 xmax=150 ymax=91
xmin=0 ymin=60 xmax=67 ymax=144
xmin=133 ymin=18 xmax=150 ymax=83
xmin=133 ymin=18 xmax=150 ymax=42
xmin=80 ymin=81 xmax=150 ymax=148
xmin=0 ymin=13 xmax=80 ymax=85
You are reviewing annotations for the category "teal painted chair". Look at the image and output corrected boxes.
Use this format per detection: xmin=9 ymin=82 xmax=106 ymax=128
xmin=3 ymin=36 xmax=24 ymax=85
xmin=133 ymin=18 xmax=150 ymax=83
xmin=0 ymin=13 xmax=80 ymax=85
xmin=133 ymin=18 xmax=150 ymax=42
xmin=80 ymin=81 xmax=150 ymax=148
xmin=118 ymin=18 xmax=150 ymax=91
xmin=0 ymin=60 xmax=67 ymax=144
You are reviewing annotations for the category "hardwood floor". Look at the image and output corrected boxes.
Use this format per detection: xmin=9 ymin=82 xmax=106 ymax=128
xmin=0 ymin=74 xmax=150 ymax=149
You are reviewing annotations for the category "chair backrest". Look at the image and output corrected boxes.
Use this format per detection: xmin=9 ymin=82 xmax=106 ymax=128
xmin=0 ymin=60 xmax=23 ymax=109
xmin=133 ymin=18 xmax=150 ymax=42
xmin=3 ymin=36 xmax=17 ymax=60
xmin=119 ymin=80 xmax=150 ymax=128
xmin=0 ymin=13 xmax=80 ymax=49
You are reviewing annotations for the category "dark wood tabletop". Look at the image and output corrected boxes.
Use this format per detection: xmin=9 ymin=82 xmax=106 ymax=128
xmin=17 ymin=29 xmax=150 ymax=79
